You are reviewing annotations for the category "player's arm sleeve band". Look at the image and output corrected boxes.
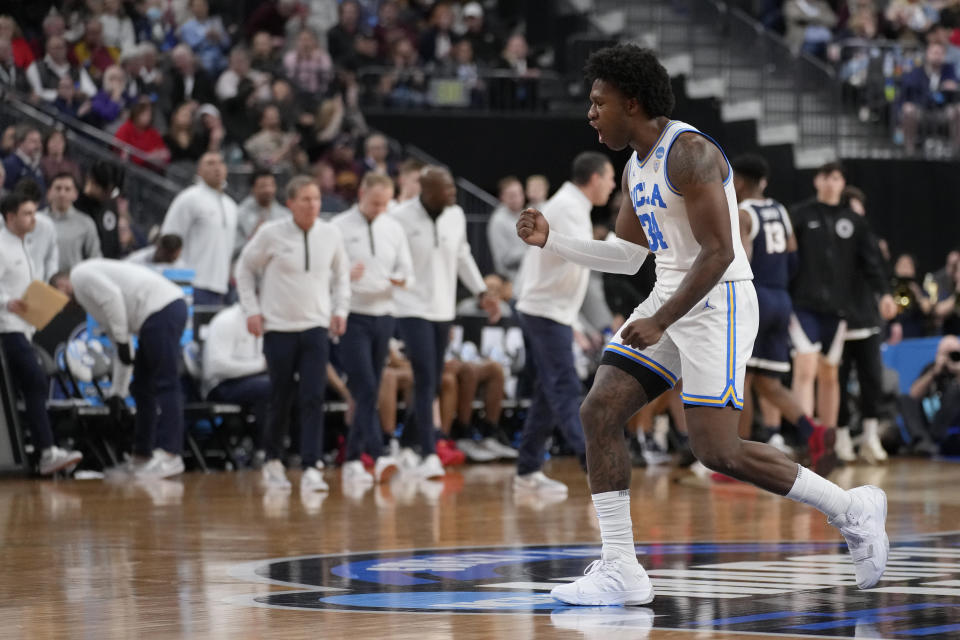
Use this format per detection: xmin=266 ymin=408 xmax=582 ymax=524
xmin=543 ymin=232 xmax=649 ymax=275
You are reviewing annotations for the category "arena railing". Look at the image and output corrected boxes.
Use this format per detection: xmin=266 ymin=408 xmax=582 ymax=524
xmin=0 ymin=88 xmax=183 ymax=228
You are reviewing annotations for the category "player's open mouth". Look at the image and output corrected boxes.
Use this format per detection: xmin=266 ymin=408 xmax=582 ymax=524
xmin=591 ymin=123 xmax=602 ymax=142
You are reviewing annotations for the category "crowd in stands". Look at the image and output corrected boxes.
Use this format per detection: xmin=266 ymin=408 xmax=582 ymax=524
xmin=0 ymin=0 xmax=556 ymax=206
xmin=743 ymin=0 xmax=960 ymax=154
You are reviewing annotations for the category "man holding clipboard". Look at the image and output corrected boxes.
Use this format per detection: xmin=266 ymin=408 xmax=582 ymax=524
xmin=0 ymin=192 xmax=82 ymax=475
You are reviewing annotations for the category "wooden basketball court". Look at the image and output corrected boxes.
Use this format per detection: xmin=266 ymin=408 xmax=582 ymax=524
xmin=3 ymin=458 xmax=959 ymax=639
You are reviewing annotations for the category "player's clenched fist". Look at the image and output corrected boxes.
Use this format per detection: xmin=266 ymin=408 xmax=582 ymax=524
xmin=516 ymin=208 xmax=549 ymax=247
xmin=619 ymin=317 xmax=665 ymax=350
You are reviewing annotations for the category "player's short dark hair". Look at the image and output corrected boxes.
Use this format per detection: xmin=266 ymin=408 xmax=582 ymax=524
xmin=1 ymin=192 xmax=31 ymax=219
xmin=154 ymin=234 xmax=183 ymax=263
xmin=571 ymin=151 xmax=610 ymax=186
xmin=816 ymin=161 xmax=845 ymax=178
xmin=13 ymin=178 xmax=42 ymax=202
xmin=584 ymin=44 xmax=675 ymax=118
xmin=49 ymin=172 xmax=79 ymax=191
xmin=87 ymin=161 xmax=119 ymax=191
xmin=732 ymin=153 xmax=769 ymax=185
xmin=249 ymin=167 xmax=275 ymax=187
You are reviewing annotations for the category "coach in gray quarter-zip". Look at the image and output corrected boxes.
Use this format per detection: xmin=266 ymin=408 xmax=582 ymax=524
xmin=388 ymin=166 xmax=500 ymax=478
xmin=0 ymin=192 xmax=83 ymax=475
xmin=160 ymin=152 xmax=237 ymax=305
xmin=332 ymin=173 xmax=415 ymax=488
xmin=236 ymin=176 xmax=350 ymax=493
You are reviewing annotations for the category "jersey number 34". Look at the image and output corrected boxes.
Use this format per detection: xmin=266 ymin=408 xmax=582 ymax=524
xmin=639 ymin=212 xmax=669 ymax=252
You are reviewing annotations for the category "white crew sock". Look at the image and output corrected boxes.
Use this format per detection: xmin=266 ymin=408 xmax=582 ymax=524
xmin=592 ymin=490 xmax=638 ymax=564
xmin=785 ymin=465 xmax=852 ymax=519
xmin=862 ymin=418 xmax=879 ymax=439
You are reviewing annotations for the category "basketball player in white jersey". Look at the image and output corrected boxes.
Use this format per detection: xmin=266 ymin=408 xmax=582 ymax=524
xmin=516 ymin=44 xmax=889 ymax=606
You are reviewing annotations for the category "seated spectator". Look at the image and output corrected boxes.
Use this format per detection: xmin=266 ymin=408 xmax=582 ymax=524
xmin=783 ymin=0 xmax=837 ymax=56
xmin=71 ymin=18 xmax=118 ymax=84
xmin=101 ymin=0 xmax=136 ymax=51
xmin=885 ymin=0 xmax=937 ymax=44
xmin=164 ymin=102 xmax=205 ymax=164
xmin=2 ymin=125 xmax=44 ymax=193
xmin=439 ymin=38 xmax=486 ymax=107
xmin=419 ymin=2 xmax=456 ymax=66
xmin=26 ymin=35 xmax=98 ymax=103
xmin=461 ymin=2 xmax=500 ymax=65
xmin=216 ymin=46 xmax=270 ymax=103
xmin=164 ymin=44 xmax=216 ymax=114
xmin=440 ymin=356 xmax=510 ymax=460
xmin=250 ymin=31 xmax=281 ymax=74
xmin=235 ymin=169 xmax=291 ymax=251
xmin=125 ymin=233 xmax=185 ymax=268
xmin=39 ymin=173 xmax=102 ymax=272
xmin=133 ymin=0 xmax=178 ymax=50
xmin=374 ymin=1 xmax=417 ymax=60
xmin=890 ymin=253 xmax=933 ymax=339
xmin=900 ymin=41 xmax=960 ymax=155
xmin=202 ymin=303 xmax=272 ymax=445
xmin=40 ymin=130 xmax=82 ymax=186
xmin=50 ymin=74 xmax=93 ymax=120
xmin=244 ymin=105 xmax=300 ymax=172
xmin=378 ymin=38 xmax=427 ymax=108
xmin=900 ymin=334 xmax=960 ymax=455
xmin=179 ymin=0 xmax=231 ymax=75
xmin=315 ymin=161 xmax=348 ymax=214
xmin=89 ymin=64 xmax=133 ymax=131
xmin=350 ymin=30 xmax=383 ymax=68
xmin=327 ymin=0 xmax=361 ymax=61
xmin=0 ymin=37 xmax=30 ymax=94
xmin=115 ymin=100 xmax=170 ymax=168
xmin=138 ymin=42 xmax=163 ymax=100
xmin=243 ymin=0 xmax=302 ymax=47
xmin=493 ymin=33 xmax=540 ymax=109
xmin=0 ymin=125 xmax=14 ymax=159
xmin=525 ymin=174 xmax=549 ymax=207
xmin=269 ymin=78 xmax=301 ymax=130
xmin=328 ymin=139 xmax=362 ymax=202
xmin=0 ymin=15 xmax=34 ymax=69
xmin=297 ymin=94 xmax=346 ymax=163
xmin=487 ymin=176 xmax=527 ymax=282
xmin=118 ymin=45 xmax=146 ymax=101
xmin=283 ymin=29 xmax=333 ymax=97
xmin=359 ymin=133 xmax=396 ymax=177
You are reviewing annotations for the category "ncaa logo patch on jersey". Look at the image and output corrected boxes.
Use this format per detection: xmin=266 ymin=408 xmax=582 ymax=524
xmin=835 ymin=218 xmax=854 ymax=239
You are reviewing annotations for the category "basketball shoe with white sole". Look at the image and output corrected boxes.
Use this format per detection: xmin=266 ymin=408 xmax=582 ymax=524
xmin=828 ymin=485 xmax=889 ymax=589
xmin=551 ymin=553 xmax=655 ymax=606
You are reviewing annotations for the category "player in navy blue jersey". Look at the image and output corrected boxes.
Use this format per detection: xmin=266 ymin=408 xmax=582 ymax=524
xmin=732 ymin=154 xmax=836 ymax=475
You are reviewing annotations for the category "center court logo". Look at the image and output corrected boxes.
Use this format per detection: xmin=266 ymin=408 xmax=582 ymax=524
xmin=229 ymin=535 xmax=960 ymax=637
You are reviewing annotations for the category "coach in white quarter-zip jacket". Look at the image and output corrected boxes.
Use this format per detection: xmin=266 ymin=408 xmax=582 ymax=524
xmin=160 ymin=152 xmax=237 ymax=305
xmin=0 ymin=193 xmax=82 ymax=475
xmin=70 ymin=258 xmax=187 ymax=479
xmin=332 ymin=173 xmax=413 ymax=488
xmin=389 ymin=166 xmax=500 ymax=478
xmin=513 ymin=152 xmax=617 ymax=495
xmin=237 ymin=176 xmax=350 ymax=494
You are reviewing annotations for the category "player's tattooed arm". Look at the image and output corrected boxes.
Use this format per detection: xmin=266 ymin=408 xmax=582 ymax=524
xmin=652 ymin=133 xmax=733 ymax=330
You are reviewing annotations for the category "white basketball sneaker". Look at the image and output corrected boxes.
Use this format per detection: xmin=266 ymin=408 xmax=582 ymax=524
xmin=300 ymin=467 xmax=329 ymax=493
xmin=397 ymin=447 xmax=421 ymax=473
xmin=860 ymin=433 xmax=889 ymax=464
xmin=38 ymin=446 xmax=83 ymax=475
xmin=835 ymin=427 xmax=857 ymax=462
xmin=514 ymin=471 xmax=568 ymax=496
xmin=417 ymin=453 xmax=445 ymax=479
xmin=828 ymin=485 xmax=889 ymax=589
xmin=261 ymin=459 xmax=292 ymax=490
xmin=551 ymin=553 xmax=655 ymax=606
xmin=135 ymin=449 xmax=184 ymax=479
xmin=341 ymin=460 xmax=374 ymax=487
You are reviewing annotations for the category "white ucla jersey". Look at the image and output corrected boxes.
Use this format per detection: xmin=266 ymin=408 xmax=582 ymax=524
xmin=627 ymin=120 xmax=753 ymax=290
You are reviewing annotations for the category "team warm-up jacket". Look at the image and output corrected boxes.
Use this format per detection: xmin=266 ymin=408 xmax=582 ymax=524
xmin=332 ymin=205 xmax=415 ymax=316
xmin=236 ymin=217 xmax=351 ymax=332
xmin=389 ymin=198 xmax=486 ymax=322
